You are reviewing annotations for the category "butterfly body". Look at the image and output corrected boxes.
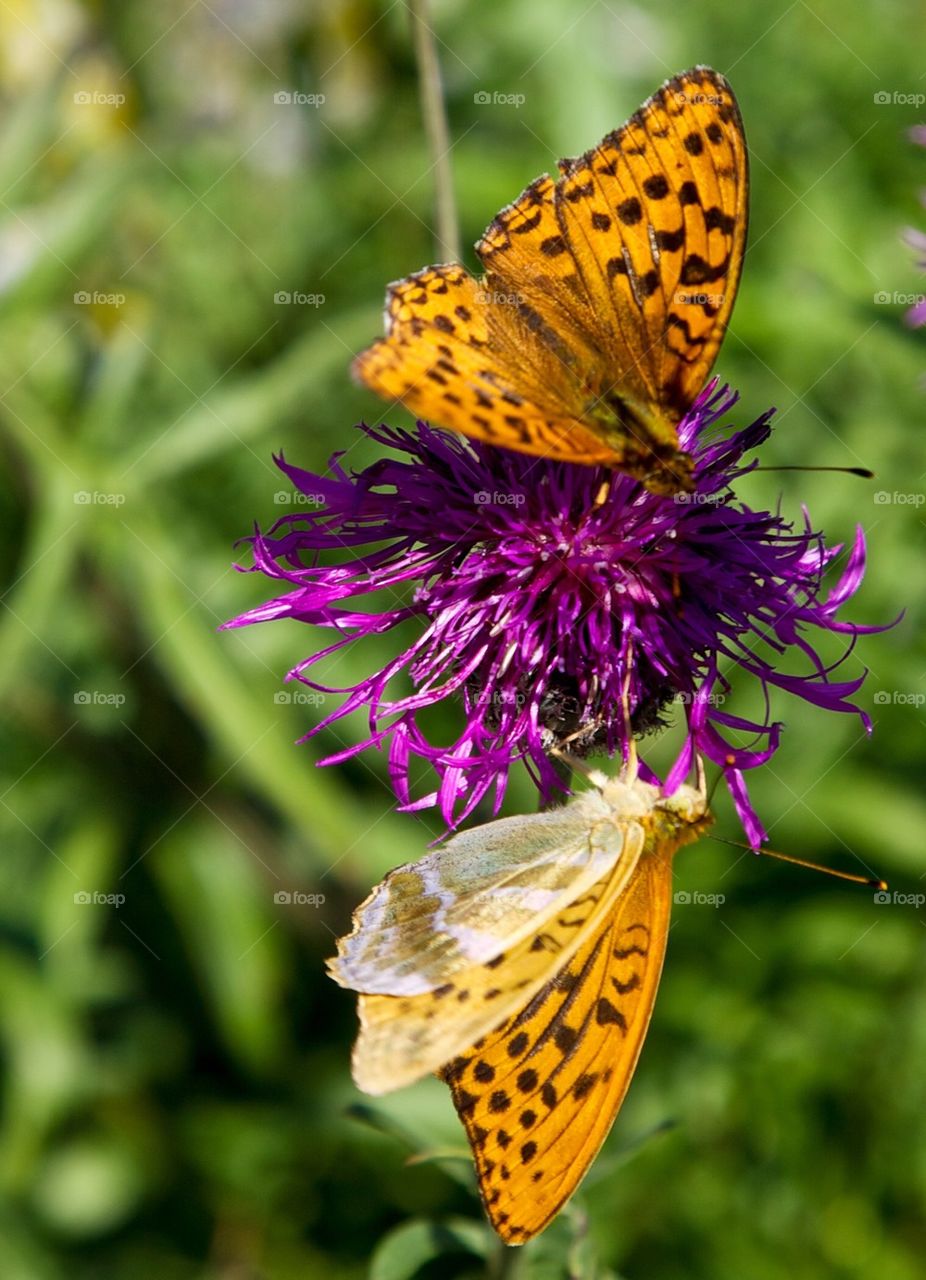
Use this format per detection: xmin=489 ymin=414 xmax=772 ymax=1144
xmin=353 ymin=67 xmax=748 ymax=494
xmin=329 ymin=769 xmax=712 ymax=1241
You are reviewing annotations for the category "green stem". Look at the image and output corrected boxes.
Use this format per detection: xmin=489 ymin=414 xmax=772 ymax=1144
xmin=407 ymin=0 xmax=461 ymax=261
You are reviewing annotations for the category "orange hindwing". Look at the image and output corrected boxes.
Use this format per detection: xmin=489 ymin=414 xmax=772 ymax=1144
xmin=442 ymin=838 xmax=675 ymax=1243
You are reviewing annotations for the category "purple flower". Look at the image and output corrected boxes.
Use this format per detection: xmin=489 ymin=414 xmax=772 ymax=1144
xmin=224 ymin=381 xmax=879 ymax=848
xmin=905 ymin=124 xmax=926 ymax=327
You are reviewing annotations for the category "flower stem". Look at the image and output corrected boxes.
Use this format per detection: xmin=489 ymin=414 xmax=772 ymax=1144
xmin=406 ymin=0 xmax=461 ymax=261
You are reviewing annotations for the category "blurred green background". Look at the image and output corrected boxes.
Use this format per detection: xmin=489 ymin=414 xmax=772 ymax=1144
xmin=1 ymin=1 xmax=924 ymax=1276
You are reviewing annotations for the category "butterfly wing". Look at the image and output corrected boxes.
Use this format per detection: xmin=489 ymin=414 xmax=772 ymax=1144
xmin=442 ymin=838 xmax=675 ymax=1244
xmin=352 ymin=264 xmax=616 ymax=467
xmin=351 ymin=826 xmax=644 ymax=1094
xmin=327 ymin=790 xmax=623 ymax=997
xmin=553 ymin=66 xmax=748 ymax=426
xmin=353 ymin=67 xmax=747 ymax=493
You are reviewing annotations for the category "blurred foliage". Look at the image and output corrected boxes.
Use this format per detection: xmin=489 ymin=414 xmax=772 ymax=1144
xmin=0 ymin=0 xmax=924 ymax=1276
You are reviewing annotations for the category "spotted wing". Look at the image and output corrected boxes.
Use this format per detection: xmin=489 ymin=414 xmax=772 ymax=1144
xmin=442 ymin=841 xmax=674 ymax=1244
xmin=327 ymin=790 xmax=622 ymax=997
xmin=352 ymin=264 xmax=615 ymax=467
xmin=552 ymin=65 xmax=748 ymax=422
xmin=351 ymin=824 xmax=645 ymax=1095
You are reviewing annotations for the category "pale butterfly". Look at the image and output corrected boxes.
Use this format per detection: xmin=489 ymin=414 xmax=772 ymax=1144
xmin=328 ymin=759 xmax=712 ymax=1242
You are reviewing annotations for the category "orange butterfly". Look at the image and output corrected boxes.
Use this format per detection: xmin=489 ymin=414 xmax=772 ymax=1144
xmin=328 ymin=763 xmax=712 ymax=1243
xmin=353 ymin=66 xmax=748 ymax=495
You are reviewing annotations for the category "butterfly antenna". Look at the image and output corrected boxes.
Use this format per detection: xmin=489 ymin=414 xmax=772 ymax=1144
xmin=753 ymin=465 xmax=874 ymax=478
xmin=709 ymin=834 xmax=886 ymax=889
xmin=550 ymin=749 xmax=609 ymax=790
xmin=705 ymin=764 xmax=724 ymax=808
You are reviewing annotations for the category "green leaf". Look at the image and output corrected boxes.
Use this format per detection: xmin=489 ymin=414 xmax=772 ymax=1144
xmin=110 ymin=512 xmax=404 ymax=870
xmin=126 ymin=307 xmax=378 ymax=483
xmin=0 ymin=469 xmax=82 ymax=702
xmin=370 ymin=1217 xmax=490 ymax=1280
xmin=150 ymin=814 xmax=289 ymax=1075
xmin=346 ymin=1101 xmax=477 ymax=1194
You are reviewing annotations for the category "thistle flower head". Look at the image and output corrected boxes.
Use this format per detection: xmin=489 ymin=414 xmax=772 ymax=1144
xmin=225 ymin=382 xmax=879 ymax=847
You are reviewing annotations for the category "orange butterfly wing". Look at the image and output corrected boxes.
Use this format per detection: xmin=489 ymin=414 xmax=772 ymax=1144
xmin=354 ymin=263 xmax=616 ymax=467
xmin=353 ymin=67 xmax=748 ymax=494
xmin=349 ymin=851 xmax=629 ymax=1096
xmin=554 ymin=68 xmax=747 ymax=425
xmin=441 ymin=827 xmax=682 ymax=1244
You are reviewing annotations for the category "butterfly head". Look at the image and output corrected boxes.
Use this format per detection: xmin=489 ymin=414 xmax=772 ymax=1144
xmin=657 ymin=780 xmax=710 ymax=825
xmin=649 ymin=781 xmax=713 ymax=859
xmin=597 ymin=773 xmax=712 ymax=849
